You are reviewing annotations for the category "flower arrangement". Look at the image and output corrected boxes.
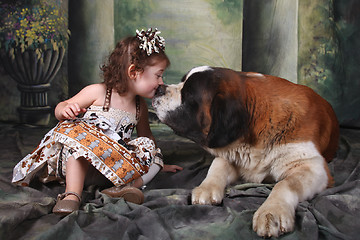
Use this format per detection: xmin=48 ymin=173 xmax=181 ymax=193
xmin=0 ymin=0 xmax=70 ymax=59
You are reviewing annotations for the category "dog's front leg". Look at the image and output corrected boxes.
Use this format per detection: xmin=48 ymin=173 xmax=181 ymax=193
xmin=252 ymin=156 xmax=329 ymax=237
xmin=192 ymin=157 xmax=237 ymax=205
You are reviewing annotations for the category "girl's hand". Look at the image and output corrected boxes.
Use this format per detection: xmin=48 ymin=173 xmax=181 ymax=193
xmin=162 ymin=164 xmax=183 ymax=173
xmin=59 ymin=102 xmax=87 ymax=120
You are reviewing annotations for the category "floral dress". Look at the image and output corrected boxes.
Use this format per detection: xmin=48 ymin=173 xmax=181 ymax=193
xmin=12 ymin=90 xmax=163 ymax=187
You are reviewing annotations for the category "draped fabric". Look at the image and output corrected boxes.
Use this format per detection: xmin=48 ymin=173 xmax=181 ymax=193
xmin=1 ymin=123 xmax=359 ymax=239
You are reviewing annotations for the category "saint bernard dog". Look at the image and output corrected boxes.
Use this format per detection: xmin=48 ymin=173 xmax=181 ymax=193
xmin=152 ymin=66 xmax=339 ymax=237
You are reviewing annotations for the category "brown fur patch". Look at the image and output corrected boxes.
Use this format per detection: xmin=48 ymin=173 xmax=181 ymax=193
xmin=241 ymin=74 xmax=338 ymax=160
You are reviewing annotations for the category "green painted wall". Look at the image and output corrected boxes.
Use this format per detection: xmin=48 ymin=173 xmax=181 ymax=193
xmin=298 ymin=0 xmax=360 ymax=125
xmin=298 ymin=0 xmax=340 ymax=116
xmin=333 ymin=0 xmax=360 ymax=126
xmin=114 ymin=0 xmax=243 ymax=85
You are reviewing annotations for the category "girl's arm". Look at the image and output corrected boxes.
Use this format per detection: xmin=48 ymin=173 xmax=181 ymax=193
xmin=55 ymin=84 xmax=105 ymax=121
xmin=162 ymin=164 xmax=183 ymax=172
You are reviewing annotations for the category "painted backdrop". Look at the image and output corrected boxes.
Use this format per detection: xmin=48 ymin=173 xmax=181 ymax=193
xmin=114 ymin=0 xmax=243 ymax=84
xmin=0 ymin=0 xmax=359 ymax=127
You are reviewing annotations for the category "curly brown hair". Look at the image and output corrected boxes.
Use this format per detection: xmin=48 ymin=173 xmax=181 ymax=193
xmin=100 ymin=36 xmax=170 ymax=95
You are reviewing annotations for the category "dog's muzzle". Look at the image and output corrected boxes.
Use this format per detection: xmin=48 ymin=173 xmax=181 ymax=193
xmin=154 ymin=85 xmax=167 ymax=98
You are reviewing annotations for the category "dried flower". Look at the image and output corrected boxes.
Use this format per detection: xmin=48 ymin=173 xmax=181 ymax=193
xmin=0 ymin=0 xmax=70 ymax=59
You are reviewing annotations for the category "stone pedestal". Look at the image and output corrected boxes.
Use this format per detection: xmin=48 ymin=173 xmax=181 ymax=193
xmin=0 ymin=48 xmax=65 ymax=126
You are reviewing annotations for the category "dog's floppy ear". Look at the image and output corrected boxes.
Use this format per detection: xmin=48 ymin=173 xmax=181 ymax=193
xmin=206 ymin=92 xmax=248 ymax=148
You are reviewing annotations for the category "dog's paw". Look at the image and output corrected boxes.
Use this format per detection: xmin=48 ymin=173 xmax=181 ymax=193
xmin=191 ymin=184 xmax=224 ymax=205
xmin=252 ymin=202 xmax=295 ymax=238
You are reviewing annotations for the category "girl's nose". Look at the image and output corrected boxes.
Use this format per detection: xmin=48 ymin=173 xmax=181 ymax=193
xmin=158 ymin=77 xmax=164 ymax=85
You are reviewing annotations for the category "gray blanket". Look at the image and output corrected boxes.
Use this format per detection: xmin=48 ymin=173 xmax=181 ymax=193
xmin=0 ymin=123 xmax=359 ymax=240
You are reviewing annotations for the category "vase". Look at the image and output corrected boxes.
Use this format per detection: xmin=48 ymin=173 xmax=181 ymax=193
xmin=0 ymin=47 xmax=65 ymax=126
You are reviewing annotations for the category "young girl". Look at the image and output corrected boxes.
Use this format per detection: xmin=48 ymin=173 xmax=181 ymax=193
xmin=12 ymin=28 xmax=182 ymax=216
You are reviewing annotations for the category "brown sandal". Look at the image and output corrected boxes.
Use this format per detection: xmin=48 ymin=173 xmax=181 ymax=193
xmin=101 ymin=185 xmax=144 ymax=204
xmin=53 ymin=191 xmax=81 ymax=216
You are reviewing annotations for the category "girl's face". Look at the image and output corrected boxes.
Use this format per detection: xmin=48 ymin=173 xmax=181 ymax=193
xmin=133 ymin=59 xmax=167 ymax=99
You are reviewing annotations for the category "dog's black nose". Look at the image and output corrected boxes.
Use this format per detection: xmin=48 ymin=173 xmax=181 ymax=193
xmin=155 ymin=85 xmax=167 ymax=97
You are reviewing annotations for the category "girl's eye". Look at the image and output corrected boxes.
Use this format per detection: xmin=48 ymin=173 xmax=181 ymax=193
xmin=155 ymin=74 xmax=164 ymax=79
